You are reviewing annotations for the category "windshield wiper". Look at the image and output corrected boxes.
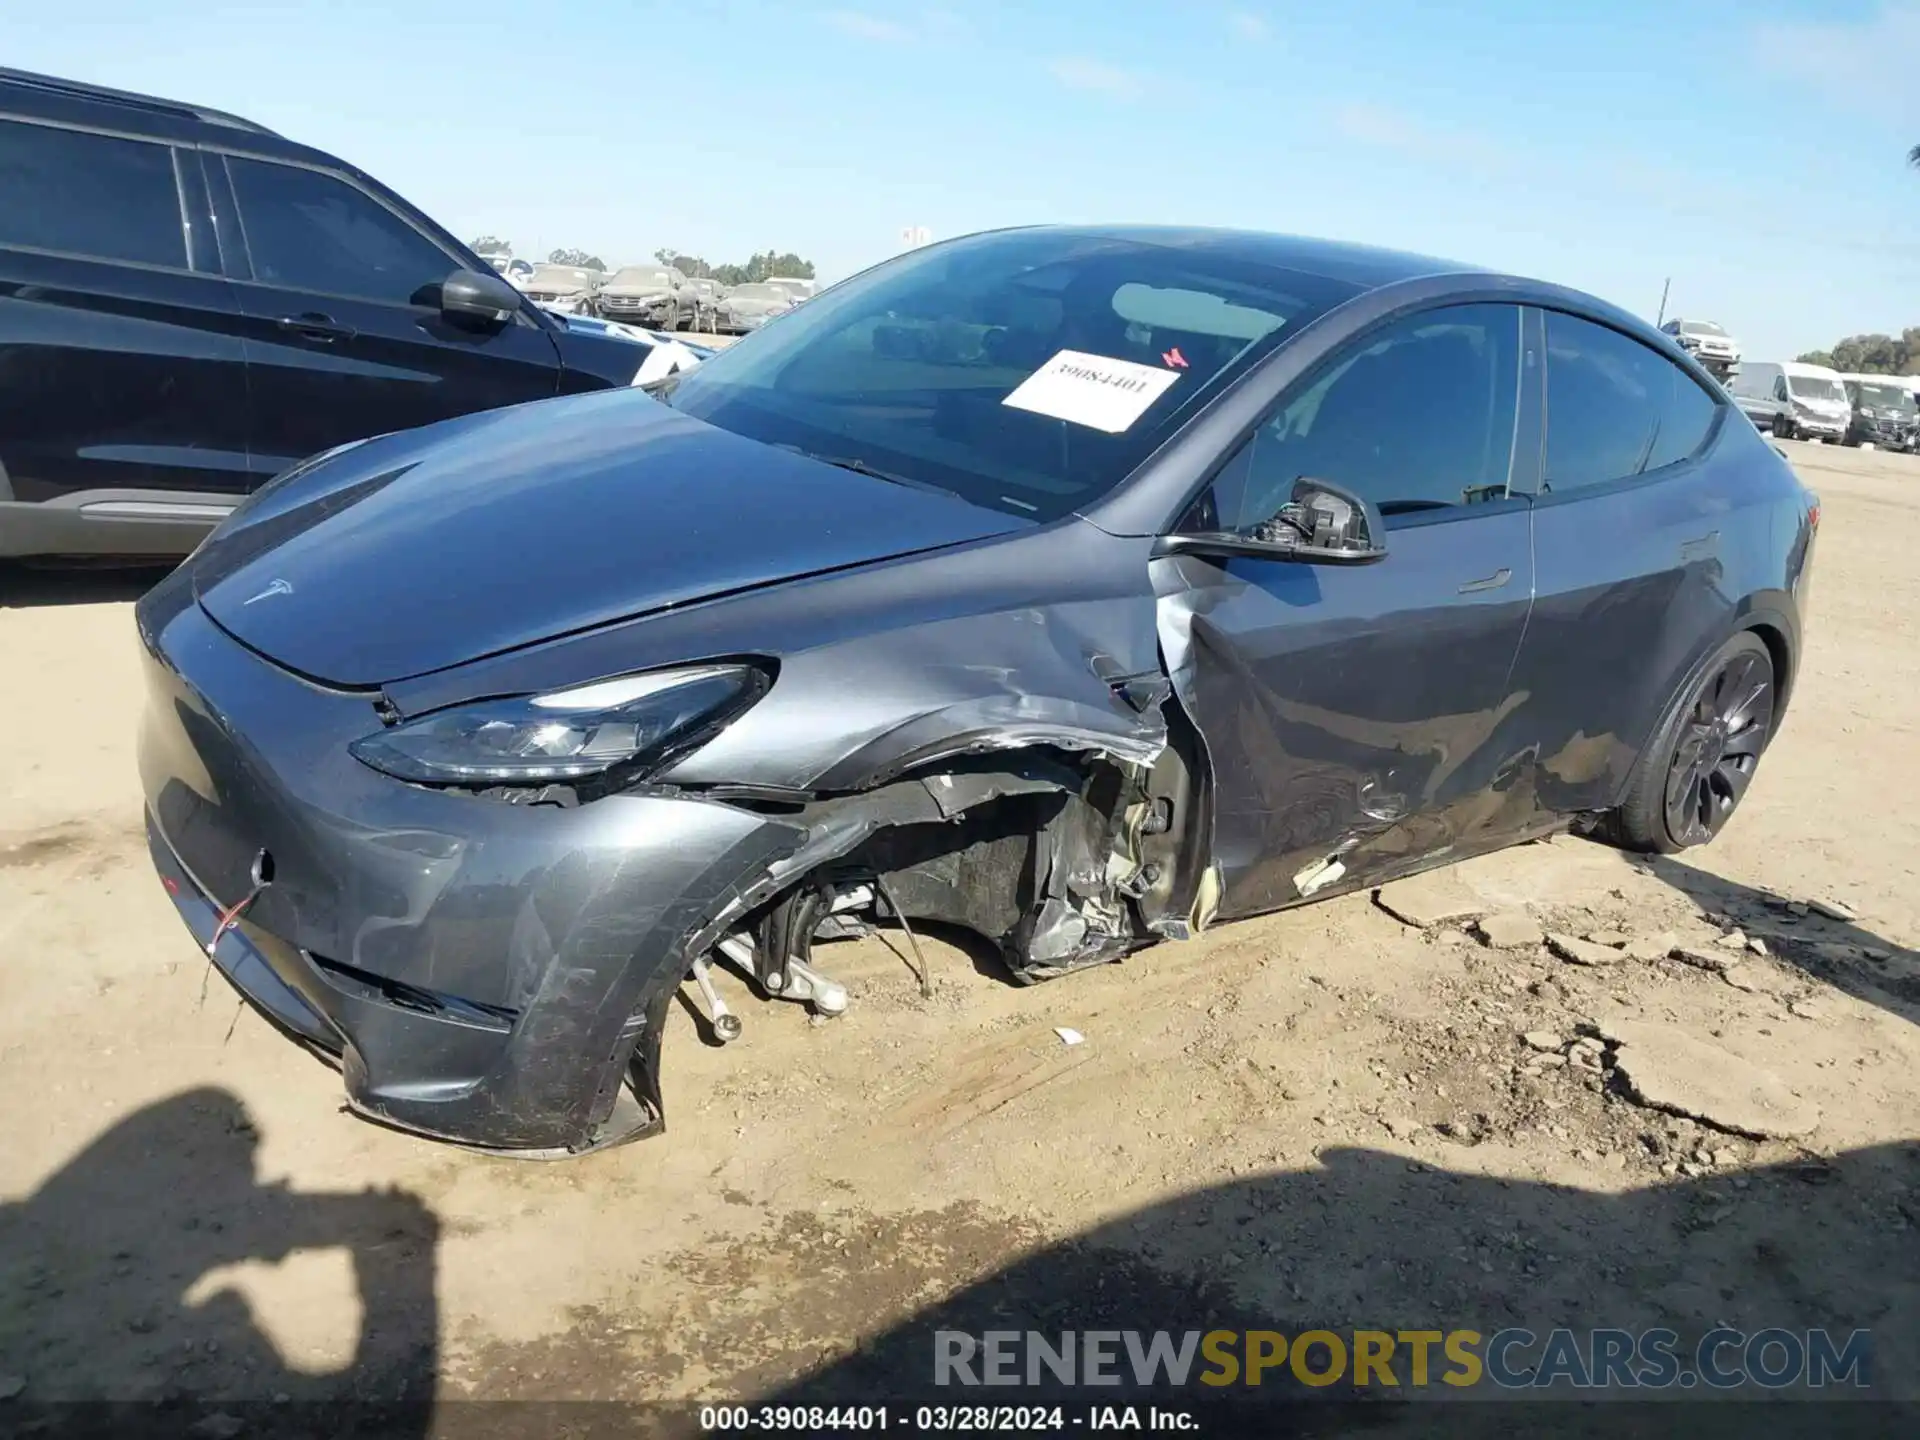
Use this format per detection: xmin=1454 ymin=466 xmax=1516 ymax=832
xmin=772 ymin=445 xmax=948 ymax=496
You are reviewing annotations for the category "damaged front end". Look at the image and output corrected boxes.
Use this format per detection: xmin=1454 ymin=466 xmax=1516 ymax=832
xmin=139 ymin=508 xmax=1223 ymax=1157
xmin=622 ymin=707 xmax=1219 ymax=1152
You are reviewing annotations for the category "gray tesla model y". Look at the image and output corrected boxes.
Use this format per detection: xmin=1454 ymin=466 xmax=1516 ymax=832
xmin=136 ymin=226 xmax=1817 ymax=1155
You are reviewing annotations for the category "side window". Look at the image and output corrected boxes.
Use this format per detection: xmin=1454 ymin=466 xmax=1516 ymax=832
xmin=1201 ymin=303 xmax=1522 ymax=532
xmin=0 ymin=118 xmax=185 ymax=268
xmin=225 ymin=156 xmax=455 ymax=305
xmin=1543 ymin=312 xmax=1719 ymax=491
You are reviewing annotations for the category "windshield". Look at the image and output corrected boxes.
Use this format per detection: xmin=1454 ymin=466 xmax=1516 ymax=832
xmin=529 ymin=266 xmax=593 ymax=289
xmin=1682 ymin=321 xmax=1726 ymax=337
xmin=1789 ymin=376 xmax=1845 ymax=402
xmin=664 ymin=229 xmax=1357 ymax=521
xmin=729 ymin=283 xmax=788 ymax=301
xmin=1854 ymin=382 xmax=1916 ymax=413
xmin=611 ymin=267 xmax=674 ymax=287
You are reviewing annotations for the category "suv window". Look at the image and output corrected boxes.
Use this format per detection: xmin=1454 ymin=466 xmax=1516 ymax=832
xmin=225 ymin=156 xmax=454 ymax=305
xmin=0 ymin=118 xmax=185 ymax=268
xmin=1544 ymin=312 xmax=1718 ymax=492
xmin=1200 ymin=303 xmax=1522 ymax=532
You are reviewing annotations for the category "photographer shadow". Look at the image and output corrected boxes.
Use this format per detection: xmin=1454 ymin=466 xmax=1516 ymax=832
xmin=0 ymin=1086 xmax=438 ymax=1435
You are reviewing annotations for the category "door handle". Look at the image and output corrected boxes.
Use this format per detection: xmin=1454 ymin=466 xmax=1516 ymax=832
xmin=1679 ymin=531 xmax=1720 ymax=560
xmin=276 ymin=312 xmax=353 ymax=343
xmin=1457 ymin=567 xmax=1512 ymax=594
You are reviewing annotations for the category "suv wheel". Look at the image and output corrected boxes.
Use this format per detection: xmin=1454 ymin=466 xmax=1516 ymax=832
xmin=1606 ymin=633 xmax=1775 ymax=853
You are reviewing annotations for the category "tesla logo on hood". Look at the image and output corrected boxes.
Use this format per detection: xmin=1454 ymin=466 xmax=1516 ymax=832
xmin=243 ymin=578 xmax=294 ymax=605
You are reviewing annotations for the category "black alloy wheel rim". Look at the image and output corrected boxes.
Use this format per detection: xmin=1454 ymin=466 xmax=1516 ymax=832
xmin=1664 ymin=650 xmax=1774 ymax=846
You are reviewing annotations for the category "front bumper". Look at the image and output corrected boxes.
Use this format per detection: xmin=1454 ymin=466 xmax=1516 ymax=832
xmin=1791 ymin=414 xmax=1847 ymax=439
xmin=600 ymin=297 xmax=674 ymax=317
xmin=1852 ymin=422 xmax=1915 ymax=450
xmin=135 ymin=584 xmax=803 ymax=1152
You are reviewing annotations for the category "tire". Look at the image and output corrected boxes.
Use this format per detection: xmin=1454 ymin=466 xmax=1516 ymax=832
xmin=1605 ymin=632 xmax=1775 ymax=853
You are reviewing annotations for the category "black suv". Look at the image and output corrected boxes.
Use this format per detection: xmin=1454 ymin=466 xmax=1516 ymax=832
xmin=0 ymin=68 xmax=648 ymax=561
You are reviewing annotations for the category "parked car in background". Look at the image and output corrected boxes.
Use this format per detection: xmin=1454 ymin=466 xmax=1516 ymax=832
xmin=1660 ymin=318 xmax=1741 ymax=381
xmin=764 ymin=275 xmax=817 ymax=303
xmin=714 ymin=282 xmax=795 ymax=334
xmin=503 ymin=257 xmax=536 ymax=289
xmin=1729 ymin=361 xmax=1851 ymax=443
xmin=681 ymin=276 xmax=726 ymax=329
xmin=1838 ymin=374 xmax=1918 ymax=452
xmin=0 ymin=66 xmax=655 ymax=560
xmin=593 ymin=265 xmax=688 ymax=329
xmin=136 ymin=224 xmax=1816 ymax=1154
xmin=522 ymin=264 xmax=601 ymax=314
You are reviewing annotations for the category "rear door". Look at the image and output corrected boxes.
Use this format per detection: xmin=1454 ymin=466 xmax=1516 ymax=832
xmin=0 ymin=115 xmax=250 ymax=523
xmin=1161 ymin=302 xmax=1540 ymax=918
xmin=1504 ymin=308 xmax=1744 ymax=816
xmin=209 ymin=152 xmax=565 ymax=473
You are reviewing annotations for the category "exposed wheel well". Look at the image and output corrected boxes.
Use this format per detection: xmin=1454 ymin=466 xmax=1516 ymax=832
xmin=1744 ymin=619 xmax=1793 ymax=726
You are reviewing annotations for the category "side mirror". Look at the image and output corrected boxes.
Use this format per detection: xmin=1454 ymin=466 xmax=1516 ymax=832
xmin=1157 ymin=478 xmax=1389 ymax=566
xmin=441 ymin=268 xmax=522 ymax=323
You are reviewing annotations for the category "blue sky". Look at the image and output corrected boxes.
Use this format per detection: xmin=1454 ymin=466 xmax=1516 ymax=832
xmin=11 ymin=0 xmax=1918 ymax=358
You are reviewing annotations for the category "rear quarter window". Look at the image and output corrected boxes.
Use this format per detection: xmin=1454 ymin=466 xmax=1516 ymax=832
xmin=1544 ymin=312 xmax=1720 ymax=492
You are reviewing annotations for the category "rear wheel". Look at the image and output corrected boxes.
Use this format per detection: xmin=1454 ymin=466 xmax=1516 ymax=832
xmin=1607 ymin=632 xmax=1775 ymax=853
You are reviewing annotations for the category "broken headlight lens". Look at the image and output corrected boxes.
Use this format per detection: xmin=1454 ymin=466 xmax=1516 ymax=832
xmin=349 ymin=664 xmax=765 ymax=787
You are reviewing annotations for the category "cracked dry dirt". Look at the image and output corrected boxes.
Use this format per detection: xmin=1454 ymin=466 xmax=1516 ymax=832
xmin=1 ymin=442 xmax=1916 ymax=1413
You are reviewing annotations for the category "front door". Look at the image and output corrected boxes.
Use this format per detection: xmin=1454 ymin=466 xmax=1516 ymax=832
xmin=211 ymin=153 xmax=565 ymax=475
xmin=1159 ymin=302 xmax=1540 ymax=919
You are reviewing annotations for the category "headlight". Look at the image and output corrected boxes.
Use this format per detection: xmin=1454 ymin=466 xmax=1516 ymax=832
xmin=349 ymin=664 xmax=767 ymax=789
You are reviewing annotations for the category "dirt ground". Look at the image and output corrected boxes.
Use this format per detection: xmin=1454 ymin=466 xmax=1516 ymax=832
xmin=2 ymin=441 xmax=1917 ymax=1422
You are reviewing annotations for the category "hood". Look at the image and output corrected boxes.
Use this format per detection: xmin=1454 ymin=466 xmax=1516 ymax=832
xmin=602 ymin=283 xmax=674 ymax=298
xmin=191 ymin=392 xmax=1025 ymax=687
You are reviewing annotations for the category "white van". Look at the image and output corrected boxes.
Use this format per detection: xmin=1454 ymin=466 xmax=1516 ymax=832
xmin=1729 ymin=361 xmax=1851 ymax=443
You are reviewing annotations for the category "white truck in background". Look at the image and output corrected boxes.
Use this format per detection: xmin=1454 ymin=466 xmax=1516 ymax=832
xmin=1729 ymin=361 xmax=1852 ymax=443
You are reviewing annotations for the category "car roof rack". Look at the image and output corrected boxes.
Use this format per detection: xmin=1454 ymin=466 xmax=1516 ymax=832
xmin=0 ymin=66 xmax=277 ymax=136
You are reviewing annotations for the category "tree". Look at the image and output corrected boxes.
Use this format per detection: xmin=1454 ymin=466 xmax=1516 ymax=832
xmin=548 ymin=247 xmax=606 ymax=270
xmin=642 ymin=248 xmax=816 ymax=285
xmin=469 ymin=235 xmax=510 ymax=255
xmin=1795 ymin=330 xmax=1919 ymax=375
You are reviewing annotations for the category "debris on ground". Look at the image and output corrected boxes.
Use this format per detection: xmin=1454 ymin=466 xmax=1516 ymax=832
xmin=1599 ymin=1020 xmax=1822 ymax=1139
xmin=1808 ymin=897 xmax=1860 ymax=922
xmin=1476 ymin=911 xmax=1544 ymax=949
xmin=1672 ymin=945 xmax=1734 ymax=972
xmin=1373 ymin=872 xmax=1485 ymax=929
xmin=1548 ymin=933 xmax=1626 ymax=967
xmin=1624 ymin=931 xmax=1677 ymax=961
xmin=1053 ymin=1027 xmax=1085 ymax=1047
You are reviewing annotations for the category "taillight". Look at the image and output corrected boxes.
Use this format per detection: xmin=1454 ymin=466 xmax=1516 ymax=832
xmin=1807 ymin=496 xmax=1821 ymax=529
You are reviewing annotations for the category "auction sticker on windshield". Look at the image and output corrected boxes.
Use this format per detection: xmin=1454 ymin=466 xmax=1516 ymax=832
xmin=1001 ymin=349 xmax=1182 ymax=433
